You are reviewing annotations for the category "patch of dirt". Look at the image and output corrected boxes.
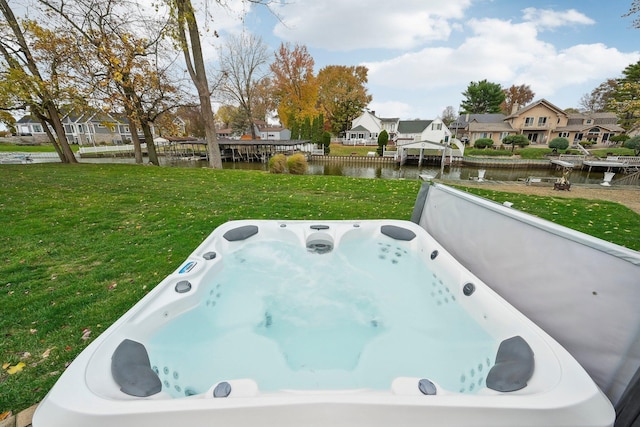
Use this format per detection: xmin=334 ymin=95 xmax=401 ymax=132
xmin=441 ymin=180 xmax=640 ymax=215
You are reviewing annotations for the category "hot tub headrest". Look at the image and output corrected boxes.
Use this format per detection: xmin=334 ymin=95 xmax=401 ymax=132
xmin=111 ymin=339 xmax=162 ymax=397
xmin=223 ymin=225 xmax=259 ymax=242
xmin=486 ymin=335 xmax=534 ymax=392
xmin=381 ymin=225 xmax=416 ymax=241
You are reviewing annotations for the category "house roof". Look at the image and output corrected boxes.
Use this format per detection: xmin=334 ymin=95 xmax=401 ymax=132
xmin=451 ymin=114 xmax=506 ymax=128
xmin=349 ymin=125 xmax=371 ymax=132
xmin=505 ymin=99 xmax=567 ymax=119
xmin=398 ymin=120 xmax=432 ymax=134
xmin=468 ymin=122 xmax=514 ymax=132
xmin=17 ymin=115 xmax=37 ymax=124
xmin=557 ymin=123 xmax=626 ymax=133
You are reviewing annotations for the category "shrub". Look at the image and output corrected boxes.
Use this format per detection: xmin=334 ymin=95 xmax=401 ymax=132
xmin=268 ymin=154 xmax=287 ymax=174
xmin=321 ymin=131 xmax=331 ymax=154
xmin=286 ymin=153 xmax=308 ymax=175
xmin=549 ymin=137 xmax=569 ymax=152
xmin=502 ymin=134 xmax=529 ymax=152
xmin=473 ymin=138 xmax=494 ymax=149
xmin=610 ymin=134 xmax=630 ymax=143
xmin=377 ymin=130 xmax=389 ymax=156
xmin=624 ymin=135 xmax=640 ymax=155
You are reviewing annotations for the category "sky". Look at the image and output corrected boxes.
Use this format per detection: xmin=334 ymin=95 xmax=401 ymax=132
xmin=205 ymin=0 xmax=640 ymax=121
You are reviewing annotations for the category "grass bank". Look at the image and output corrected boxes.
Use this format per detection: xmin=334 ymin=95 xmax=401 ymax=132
xmin=0 ymin=164 xmax=638 ymax=414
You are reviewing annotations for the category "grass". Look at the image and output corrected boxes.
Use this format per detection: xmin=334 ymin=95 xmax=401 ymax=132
xmin=0 ymin=143 xmax=79 ymax=153
xmin=328 ymin=143 xmax=378 ymax=156
xmin=0 ymin=163 xmax=638 ymax=414
xmin=591 ymin=147 xmax=635 ymax=158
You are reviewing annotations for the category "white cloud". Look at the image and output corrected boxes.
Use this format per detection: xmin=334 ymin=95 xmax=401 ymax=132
xmin=521 ymin=7 xmax=595 ymax=29
xmin=367 ymin=100 xmax=413 ymax=119
xmin=363 ymin=13 xmax=638 ymax=117
xmin=271 ymin=0 xmax=472 ymax=51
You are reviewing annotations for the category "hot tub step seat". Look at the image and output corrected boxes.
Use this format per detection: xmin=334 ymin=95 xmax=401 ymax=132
xmin=112 ymin=339 xmax=162 ymax=397
xmin=486 ymin=336 xmax=534 ymax=392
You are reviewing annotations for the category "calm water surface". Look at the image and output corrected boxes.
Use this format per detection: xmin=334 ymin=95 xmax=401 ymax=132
xmin=79 ymin=157 xmax=612 ymax=184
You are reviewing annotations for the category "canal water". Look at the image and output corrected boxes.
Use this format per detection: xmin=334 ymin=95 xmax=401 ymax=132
xmin=79 ymin=157 xmax=611 ymax=185
xmin=221 ymin=160 xmax=610 ymax=185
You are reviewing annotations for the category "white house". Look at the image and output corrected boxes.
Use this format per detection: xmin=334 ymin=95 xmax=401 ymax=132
xmin=396 ymin=118 xmax=451 ymax=146
xmin=345 ymin=111 xmax=451 ymax=146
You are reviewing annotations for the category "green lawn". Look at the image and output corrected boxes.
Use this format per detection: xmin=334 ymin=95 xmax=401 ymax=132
xmin=0 ymin=143 xmax=79 ymax=153
xmin=0 ymin=164 xmax=638 ymax=414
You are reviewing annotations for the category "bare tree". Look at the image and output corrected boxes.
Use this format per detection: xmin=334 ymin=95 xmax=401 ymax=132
xmin=440 ymin=106 xmax=457 ymax=127
xmin=579 ymin=79 xmax=618 ymax=112
xmin=215 ymin=33 xmax=271 ymax=139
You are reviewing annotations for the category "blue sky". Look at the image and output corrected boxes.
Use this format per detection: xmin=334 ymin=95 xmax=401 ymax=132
xmin=208 ymin=0 xmax=640 ymax=121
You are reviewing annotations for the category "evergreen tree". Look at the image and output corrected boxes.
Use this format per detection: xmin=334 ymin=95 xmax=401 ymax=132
xmin=460 ymin=80 xmax=506 ymax=114
xmin=376 ymin=129 xmax=389 ymax=156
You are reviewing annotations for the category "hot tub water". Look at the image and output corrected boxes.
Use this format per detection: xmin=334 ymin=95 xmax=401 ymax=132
xmin=147 ymin=235 xmax=497 ymax=398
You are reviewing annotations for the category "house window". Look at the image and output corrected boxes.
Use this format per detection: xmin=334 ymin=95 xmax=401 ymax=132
xmin=500 ymin=132 xmax=510 ymax=140
xmin=123 ymin=126 xmax=130 ymax=133
xmin=585 ymin=119 xmax=593 ymax=125
xmin=537 ymin=117 xmax=547 ymax=126
xmin=432 ymin=123 xmax=442 ymax=130
xmin=558 ymin=132 xmax=570 ymax=138
xmin=78 ymin=124 xmax=84 ymax=133
xmin=480 ymin=132 xmax=490 ymax=139
xmin=524 ymin=117 xmax=534 ymax=127
xmin=33 ymin=124 xmax=42 ymax=133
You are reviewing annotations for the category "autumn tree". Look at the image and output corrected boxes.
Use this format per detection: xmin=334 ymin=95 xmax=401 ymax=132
xmin=0 ymin=1 xmax=77 ymax=163
xmin=316 ymin=65 xmax=372 ymax=135
xmin=610 ymin=60 xmax=640 ymax=130
xmin=270 ymin=42 xmax=318 ymax=128
xmin=37 ymin=0 xmax=184 ymax=165
xmin=460 ymin=80 xmax=505 ymax=114
xmin=178 ymin=105 xmax=205 ymax=137
xmin=214 ymin=104 xmax=236 ymax=130
xmin=215 ymin=33 xmax=271 ymax=139
xmin=501 ymin=84 xmax=534 ymax=114
xmin=580 ymin=79 xmax=617 ymax=113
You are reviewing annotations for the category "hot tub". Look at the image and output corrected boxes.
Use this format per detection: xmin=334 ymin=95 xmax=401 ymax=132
xmin=33 ymin=220 xmax=614 ymax=426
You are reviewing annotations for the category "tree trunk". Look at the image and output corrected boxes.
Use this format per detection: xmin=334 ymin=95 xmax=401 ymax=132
xmin=47 ymin=103 xmax=77 ymax=163
xmin=176 ymin=0 xmax=222 ymax=168
xmin=126 ymin=116 xmax=143 ymax=164
xmin=140 ymin=119 xmax=159 ymax=165
xmin=36 ymin=115 xmax=66 ymax=163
